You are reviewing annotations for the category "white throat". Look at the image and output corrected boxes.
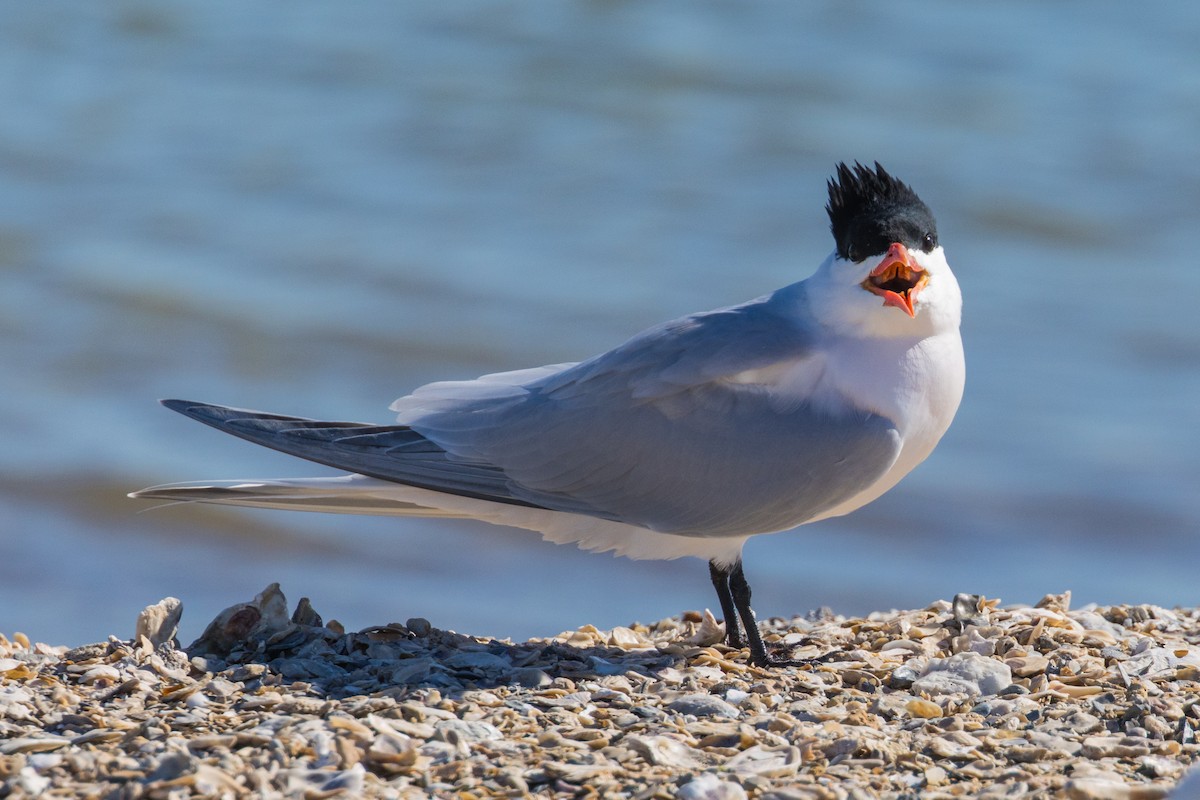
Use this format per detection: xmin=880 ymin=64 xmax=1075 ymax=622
xmin=806 ymin=247 xmax=962 ymax=341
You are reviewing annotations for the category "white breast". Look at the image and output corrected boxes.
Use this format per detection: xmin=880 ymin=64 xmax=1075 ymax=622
xmin=807 ymin=328 xmax=965 ymax=522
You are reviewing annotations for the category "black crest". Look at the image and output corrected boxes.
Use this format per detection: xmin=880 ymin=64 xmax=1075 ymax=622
xmin=826 ymin=162 xmax=937 ymax=262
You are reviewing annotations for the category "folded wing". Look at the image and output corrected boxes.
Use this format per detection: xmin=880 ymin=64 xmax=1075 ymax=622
xmin=154 ymin=285 xmax=903 ymax=538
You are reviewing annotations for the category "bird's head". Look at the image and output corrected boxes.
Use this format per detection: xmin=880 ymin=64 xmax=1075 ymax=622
xmin=810 ymin=162 xmax=961 ymax=338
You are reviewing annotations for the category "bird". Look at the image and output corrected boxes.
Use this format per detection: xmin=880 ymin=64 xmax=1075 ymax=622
xmin=131 ymin=162 xmax=964 ymax=667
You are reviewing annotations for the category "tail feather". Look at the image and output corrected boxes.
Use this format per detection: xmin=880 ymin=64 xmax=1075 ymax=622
xmin=129 ymin=477 xmax=474 ymax=517
xmin=129 ymin=475 xmax=748 ymax=563
xmin=155 ymin=400 xmax=546 ymax=510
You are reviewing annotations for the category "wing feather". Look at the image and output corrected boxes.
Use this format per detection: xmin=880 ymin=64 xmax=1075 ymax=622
xmin=159 ymin=282 xmax=903 ymax=539
xmin=391 ymin=283 xmax=902 ymax=536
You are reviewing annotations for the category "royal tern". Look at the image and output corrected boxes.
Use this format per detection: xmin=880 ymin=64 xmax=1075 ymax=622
xmin=132 ymin=162 xmax=964 ymax=666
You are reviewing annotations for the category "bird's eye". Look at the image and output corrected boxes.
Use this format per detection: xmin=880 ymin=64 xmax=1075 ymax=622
xmin=922 ymin=232 xmax=937 ymax=252
xmin=846 ymin=245 xmax=861 ymax=262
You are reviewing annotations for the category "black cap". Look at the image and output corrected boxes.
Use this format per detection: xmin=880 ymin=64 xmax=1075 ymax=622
xmin=826 ymin=162 xmax=938 ymax=263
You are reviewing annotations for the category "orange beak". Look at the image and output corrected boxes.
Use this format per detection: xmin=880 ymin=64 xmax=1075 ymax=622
xmin=861 ymin=242 xmax=928 ymax=318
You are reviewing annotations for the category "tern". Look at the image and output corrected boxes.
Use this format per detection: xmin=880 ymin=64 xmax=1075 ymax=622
xmin=132 ymin=162 xmax=964 ymax=667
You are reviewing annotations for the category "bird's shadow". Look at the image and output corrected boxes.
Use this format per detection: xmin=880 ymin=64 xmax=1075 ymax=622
xmin=183 ymin=617 xmax=705 ymax=700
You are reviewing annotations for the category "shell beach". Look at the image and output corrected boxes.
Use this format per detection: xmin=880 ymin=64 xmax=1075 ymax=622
xmin=2 ymin=585 xmax=1198 ymax=799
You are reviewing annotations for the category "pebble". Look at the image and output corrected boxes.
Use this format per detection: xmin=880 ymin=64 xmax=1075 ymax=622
xmin=433 ymin=718 xmax=502 ymax=745
xmin=627 ymin=735 xmax=705 ymax=768
xmin=912 ymin=650 xmax=1013 ymax=697
xmin=134 ymin=595 xmax=183 ymax=647
xmin=905 ymin=697 xmax=943 ymax=718
xmin=678 ymin=772 xmax=749 ymax=800
xmin=1007 ymin=653 xmax=1051 ymax=677
xmin=668 ymin=693 xmax=741 ymax=718
xmin=0 ymin=585 xmax=1197 ymax=798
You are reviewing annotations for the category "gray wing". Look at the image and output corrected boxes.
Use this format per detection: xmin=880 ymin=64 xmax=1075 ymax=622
xmin=164 ymin=284 xmax=902 ymax=537
xmin=155 ymin=401 xmax=551 ymax=508
xmin=394 ymin=283 xmax=902 ymax=536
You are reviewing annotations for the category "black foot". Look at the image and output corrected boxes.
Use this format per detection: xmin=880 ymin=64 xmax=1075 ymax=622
xmin=708 ymin=560 xmax=745 ymax=648
xmin=744 ymin=634 xmax=811 ymax=669
xmin=707 ymin=559 xmax=807 ymax=669
xmin=749 ymin=653 xmax=808 ymax=668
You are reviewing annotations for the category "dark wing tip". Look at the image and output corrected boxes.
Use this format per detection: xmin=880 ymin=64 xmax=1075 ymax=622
xmin=158 ymin=400 xmax=331 ymax=437
xmin=161 ymin=398 xmax=204 ymax=413
xmin=159 ymin=399 xmax=222 ymax=425
xmin=159 ymin=399 xmax=237 ymax=427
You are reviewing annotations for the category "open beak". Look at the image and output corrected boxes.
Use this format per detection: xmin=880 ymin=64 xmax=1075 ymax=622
xmin=861 ymin=242 xmax=928 ymax=318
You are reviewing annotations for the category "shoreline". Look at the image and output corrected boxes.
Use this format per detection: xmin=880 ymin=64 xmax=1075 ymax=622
xmin=2 ymin=585 xmax=1198 ymax=798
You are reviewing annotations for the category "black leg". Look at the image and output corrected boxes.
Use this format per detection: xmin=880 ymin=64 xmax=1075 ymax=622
xmin=728 ymin=560 xmax=804 ymax=668
xmin=708 ymin=560 xmax=744 ymax=648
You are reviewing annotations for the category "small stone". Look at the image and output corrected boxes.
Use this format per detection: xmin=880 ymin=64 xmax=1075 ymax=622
xmin=905 ymin=698 xmax=942 ymax=718
xmin=912 ymin=652 xmax=1012 ymax=698
xmin=890 ymin=663 xmax=921 ymax=688
xmin=80 ymin=665 xmax=121 ymax=685
xmin=369 ymin=713 xmax=435 ymax=740
xmin=725 ymin=745 xmax=802 ymax=778
xmin=678 ymin=773 xmax=748 ymax=800
xmin=433 ymin=718 xmax=503 ymax=745
xmin=608 ymin=626 xmax=645 ymax=649
xmin=1063 ymin=776 xmax=1166 ymax=800
xmin=668 ymin=694 xmax=740 ymax=718
xmin=494 ymin=767 xmax=529 ymax=794
xmin=514 ymin=667 xmax=553 ymax=688
xmin=0 ymin=737 xmax=72 ymax=755
xmin=686 ymin=609 xmax=727 ymax=646
xmin=280 ymin=764 xmax=365 ymax=797
xmin=12 ymin=767 xmax=50 ymax=796
xmin=188 ymin=583 xmax=293 ymax=657
xmin=1136 ymin=755 xmax=1185 ymax=780
xmin=929 ymin=733 xmax=979 ymax=759
xmin=1080 ymin=736 xmax=1152 ymax=759
xmin=135 ymin=597 xmax=183 ymax=647
xmin=950 ymin=593 xmax=991 ymax=629
xmin=542 ymin=762 xmax=613 ymax=783
xmin=1006 ymin=654 xmax=1050 ymax=677
xmin=226 ymin=663 xmax=267 ymax=682
xmin=626 ymin=735 xmax=704 ymax=768
xmin=146 ymin=752 xmax=194 ymax=782
xmin=290 ymin=597 xmax=323 ymax=627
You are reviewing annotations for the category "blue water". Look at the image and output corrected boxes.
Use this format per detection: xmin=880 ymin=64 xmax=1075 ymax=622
xmin=3 ymin=2 xmax=1199 ymax=647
